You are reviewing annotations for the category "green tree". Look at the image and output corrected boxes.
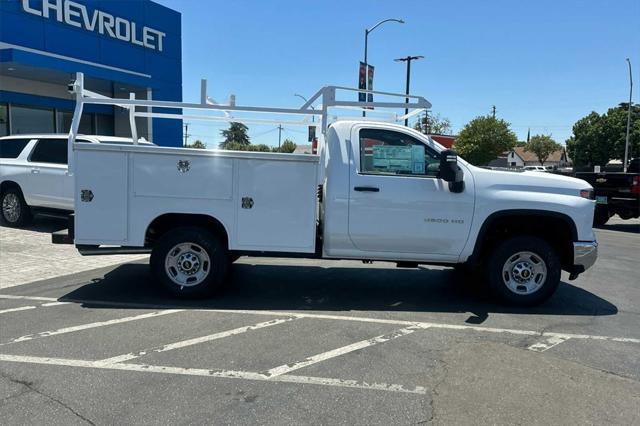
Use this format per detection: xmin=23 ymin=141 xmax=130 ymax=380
xmin=525 ymin=134 xmax=561 ymax=165
xmin=219 ymin=122 xmax=250 ymax=149
xmin=566 ymin=103 xmax=640 ymax=167
xmin=248 ymin=144 xmax=271 ymax=152
xmin=455 ymin=115 xmax=518 ymax=166
xmin=221 ymin=141 xmax=249 ymax=151
xmin=185 ymin=139 xmax=206 ymax=149
xmin=273 ymin=139 xmax=297 ymax=153
xmin=414 ymin=112 xmax=452 ymax=135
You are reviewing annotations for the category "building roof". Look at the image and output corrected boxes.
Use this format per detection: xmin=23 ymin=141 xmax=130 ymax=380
xmin=430 ymin=134 xmax=456 ymax=149
xmin=512 ymin=146 xmax=566 ymax=163
xmin=487 ymin=156 xmax=509 ymax=168
xmin=293 ymin=144 xmax=313 ymax=154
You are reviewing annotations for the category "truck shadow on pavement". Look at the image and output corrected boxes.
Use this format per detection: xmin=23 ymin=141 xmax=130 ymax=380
xmin=597 ymin=222 xmax=640 ymax=234
xmin=1 ymin=216 xmax=68 ymax=233
xmin=59 ymin=262 xmax=618 ymax=322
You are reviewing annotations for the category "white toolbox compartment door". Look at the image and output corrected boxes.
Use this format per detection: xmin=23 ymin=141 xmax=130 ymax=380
xmin=236 ymin=159 xmax=317 ymax=252
xmin=74 ymin=150 xmax=128 ymax=244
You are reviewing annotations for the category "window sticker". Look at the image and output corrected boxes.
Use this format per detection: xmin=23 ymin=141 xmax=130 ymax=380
xmin=372 ymin=144 xmax=425 ymax=174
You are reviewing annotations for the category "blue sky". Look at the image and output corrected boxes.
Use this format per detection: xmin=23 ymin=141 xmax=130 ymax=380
xmin=156 ymin=0 xmax=639 ymax=148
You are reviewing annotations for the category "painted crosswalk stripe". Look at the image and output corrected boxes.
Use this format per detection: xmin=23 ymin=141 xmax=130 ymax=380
xmin=98 ymin=317 xmax=297 ymax=365
xmin=0 ymin=309 xmax=184 ymax=345
xmin=266 ymin=326 xmax=421 ymax=377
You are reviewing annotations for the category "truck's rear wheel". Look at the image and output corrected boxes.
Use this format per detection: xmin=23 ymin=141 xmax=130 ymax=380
xmin=0 ymin=187 xmax=32 ymax=227
xmin=486 ymin=236 xmax=560 ymax=306
xmin=150 ymin=227 xmax=229 ymax=298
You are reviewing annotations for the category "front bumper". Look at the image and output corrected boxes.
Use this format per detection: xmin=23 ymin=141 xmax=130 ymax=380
xmin=571 ymin=241 xmax=598 ymax=278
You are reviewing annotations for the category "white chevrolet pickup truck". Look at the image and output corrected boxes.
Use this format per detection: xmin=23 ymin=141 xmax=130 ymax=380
xmin=53 ymin=73 xmax=597 ymax=306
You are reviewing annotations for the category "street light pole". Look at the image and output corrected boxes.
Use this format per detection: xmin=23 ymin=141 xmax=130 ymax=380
xmin=294 ymin=93 xmax=314 ymax=123
xmin=394 ymin=55 xmax=424 ymax=126
xmin=624 ymin=58 xmax=633 ymax=173
xmin=363 ymin=18 xmax=405 ymax=116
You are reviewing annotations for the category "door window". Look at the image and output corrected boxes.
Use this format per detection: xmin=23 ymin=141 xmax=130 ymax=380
xmin=0 ymin=138 xmax=31 ymax=158
xmin=29 ymin=138 xmax=67 ymax=165
xmin=359 ymin=128 xmax=440 ymax=177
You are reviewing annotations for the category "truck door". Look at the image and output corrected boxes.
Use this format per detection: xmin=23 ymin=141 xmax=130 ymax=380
xmin=347 ymin=126 xmax=474 ymax=258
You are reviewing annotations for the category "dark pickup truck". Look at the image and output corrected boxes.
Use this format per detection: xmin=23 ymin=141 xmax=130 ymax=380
xmin=576 ymin=158 xmax=640 ymax=226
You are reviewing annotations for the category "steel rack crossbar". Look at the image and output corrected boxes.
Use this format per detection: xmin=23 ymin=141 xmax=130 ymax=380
xmin=66 ymin=72 xmax=431 ymax=168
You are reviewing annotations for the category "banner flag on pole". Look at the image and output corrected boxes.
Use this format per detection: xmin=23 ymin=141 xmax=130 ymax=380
xmin=358 ymin=62 xmax=367 ymax=103
xmin=366 ymin=64 xmax=375 ymax=109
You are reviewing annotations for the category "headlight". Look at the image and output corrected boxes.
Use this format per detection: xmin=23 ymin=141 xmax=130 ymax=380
xmin=580 ymin=189 xmax=594 ymax=200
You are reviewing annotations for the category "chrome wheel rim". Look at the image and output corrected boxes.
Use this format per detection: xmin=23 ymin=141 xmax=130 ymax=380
xmin=164 ymin=242 xmax=211 ymax=288
xmin=2 ymin=193 xmax=20 ymax=223
xmin=502 ymin=251 xmax=547 ymax=295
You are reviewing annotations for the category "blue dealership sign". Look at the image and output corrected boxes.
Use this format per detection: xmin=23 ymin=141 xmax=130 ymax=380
xmin=0 ymin=0 xmax=183 ymax=146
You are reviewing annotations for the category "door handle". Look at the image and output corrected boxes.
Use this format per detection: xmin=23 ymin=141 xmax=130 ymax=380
xmin=354 ymin=186 xmax=380 ymax=192
xmin=31 ymin=168 xmax=40 ymax=174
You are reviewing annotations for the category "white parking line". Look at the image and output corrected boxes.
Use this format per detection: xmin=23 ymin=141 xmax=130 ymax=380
xmin=0 ymin=300 xmax=73 ymax=315
xmin=0 ymin=309 xmax=184 ymax=345
xmin=41 ymin=301 xmax=72 ymax=307
xmin=0 ymin=301 xmax=73 ymax=316
xmin=0 ymin=354 xmax=427 ymax=395
xmin=0 ymin=295 xmax=58 ymax=302
xmin=0 ymin=306 xmax=37 ymax=315
xmin=98 ymin=317 xmax=297 ymax=365
xmin=527 ymin=336 xmax=571 ymax=352
xmin=266 ymin=326 xmax=420 ymax=377
xmin=1 ymin=294 xmax=639 ymax=345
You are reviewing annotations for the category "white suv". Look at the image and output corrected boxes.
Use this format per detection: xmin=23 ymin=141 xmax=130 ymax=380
xmin=523 ymin=165 xmax=551 ymax=172
xmin=0 ymin=134 xmax=151 ymax=227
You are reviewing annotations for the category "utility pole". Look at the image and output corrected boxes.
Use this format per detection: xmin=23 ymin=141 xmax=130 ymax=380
xmin=277 ymin=124 xmax=283 ymax=148
xmin=491 ymin=105 xmax=496 ymax=119
xmin=624 ymin=58 xmax=633 ymax=173
xmin=183 ymin=123 xmax=190 ymax=146
xmin=394 ymin=55 xmax=424 ymax=126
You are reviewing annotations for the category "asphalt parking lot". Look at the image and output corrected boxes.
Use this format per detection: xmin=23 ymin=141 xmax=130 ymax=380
xmin=0 ymin=216 xmax=639 ymax=424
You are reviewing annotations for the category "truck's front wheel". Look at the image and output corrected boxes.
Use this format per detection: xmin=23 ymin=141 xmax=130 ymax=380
xmin=486 ymin=236 xmax=560 ymax=306
xmin=150 ymin=227 xmax=229 ymax=298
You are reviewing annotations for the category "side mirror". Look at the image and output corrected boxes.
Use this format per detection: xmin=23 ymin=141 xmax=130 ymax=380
xmin=439 ymin=149 xmax=465 ymax=193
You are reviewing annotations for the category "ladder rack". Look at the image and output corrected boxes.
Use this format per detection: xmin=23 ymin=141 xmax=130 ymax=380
xmin=66 ymin=72 xmax=431 ymax=166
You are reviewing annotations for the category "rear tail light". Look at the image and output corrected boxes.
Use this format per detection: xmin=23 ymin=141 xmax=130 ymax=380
xmin=632 ymin=176 xmax=640 ymax=195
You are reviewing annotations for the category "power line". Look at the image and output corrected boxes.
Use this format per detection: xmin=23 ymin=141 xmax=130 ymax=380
xmin=250 ymin=127 xmax=279 ymax=138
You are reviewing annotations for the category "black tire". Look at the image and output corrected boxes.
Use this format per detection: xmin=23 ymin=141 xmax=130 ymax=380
xmin=150 ymin=227 xmax=229 ymax=298
xmin=593 ymin=206 xmax=610 ymax=227
xmin=0 ymin=186 xmax=32 ymax=227
xmin=486 ymin=236 xmax=561 ymax=306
